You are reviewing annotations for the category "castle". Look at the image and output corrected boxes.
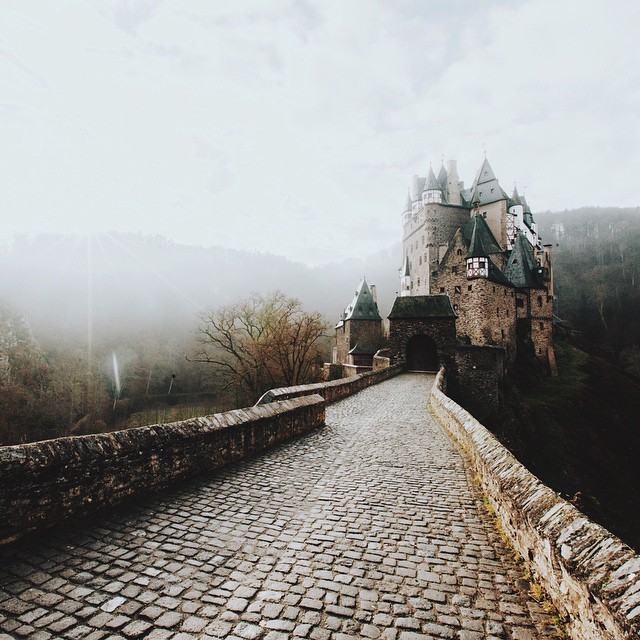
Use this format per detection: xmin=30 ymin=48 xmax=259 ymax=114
xmin=330 ymin=156 xmax=556 ymax=414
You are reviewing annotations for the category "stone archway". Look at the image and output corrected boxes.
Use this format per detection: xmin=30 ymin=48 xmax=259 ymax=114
xmin=406 ymin=334 xmax=438 ymax=372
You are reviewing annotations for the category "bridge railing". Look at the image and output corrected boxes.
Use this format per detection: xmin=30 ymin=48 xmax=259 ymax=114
xmin=430 ymin=367 xmax=640 ymax=640
xmin=0 ymin=394 xmax=325 ymax=546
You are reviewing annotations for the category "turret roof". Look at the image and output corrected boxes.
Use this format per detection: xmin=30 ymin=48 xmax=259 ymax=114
xmin=388 ymin=295 xmax=456 ymax=319
xmin=401 ymin=255 xmax=411 ymax=278
xmin=404 ymin=191 xmax=412 ymax=212
xmin=469 ymin=157 xmax=508 ymax=206
xmin=437 ymin=164 xmax=448 ymax=188
xmin=504 ymin=232 xmax=542 ymax=288
xmin=342 ymin=278 xmax=382 ymax=321
xmin=463 ymin=214 xmax=502 ymax=255
xmin=424 ymin=166 xmax=441 ymax=192
xmin=510 ymin=185 xmax=522 ymax=206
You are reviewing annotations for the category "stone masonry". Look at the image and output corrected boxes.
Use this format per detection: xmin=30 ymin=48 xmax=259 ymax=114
xmin=0 ymin=375 xmax=561 ymax=640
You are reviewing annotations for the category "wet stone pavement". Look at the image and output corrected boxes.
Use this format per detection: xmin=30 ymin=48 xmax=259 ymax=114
xmin=0 ymin=373 xmax=561 ymax=640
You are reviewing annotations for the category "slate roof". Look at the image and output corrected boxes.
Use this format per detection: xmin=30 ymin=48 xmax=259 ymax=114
xmin=437 ymin=164 xmax=448 ymax=188
xmin=401 ymin=255 xmax=411 ymax=277
xmin=487 ymin=259 xmax=515 ymax=287
xmin=463 ymin=215 xmax=502 ymax=254
xmin=504 ymin=232 xmax=543 ymax=288
xmin=469 ymin=157 xmax=509 ymax=206
xmin=388 ymin=295 xmax=456 ymax=319
xmin=342 ymin=279 xmax=381 ymax=321
xmin=349 ymin=337 xmax=381 ymax=355
xmin=424 ymin=166 xmax=441 ymax=192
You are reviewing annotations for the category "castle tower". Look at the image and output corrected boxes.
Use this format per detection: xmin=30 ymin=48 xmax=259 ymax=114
xmin=469 ymin=157 xmax=509 ymax=249
xmin=333 ymin=278 xmax=383 ymax=372
xmin=446 ymin=159 xmax=462 ymax=205
xmin=422 ymin=166 xmax=443 ymax=204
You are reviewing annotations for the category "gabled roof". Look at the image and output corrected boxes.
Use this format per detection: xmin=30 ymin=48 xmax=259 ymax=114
xmin=463 ymin=214 xmax=502 ymax=254
xmin=467 ymin=218 xmax=489 ymax=259
xmin=504 ymin=232 xmax=543 ymax=288
xmin=388 ymin=295 xmax=456 ymax=319
xmin=342 ymin=278 xmax=381 ymax=321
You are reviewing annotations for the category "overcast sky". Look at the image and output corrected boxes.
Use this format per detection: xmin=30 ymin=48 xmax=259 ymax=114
xmin=1 ymin=1 xmax=639 ymax=266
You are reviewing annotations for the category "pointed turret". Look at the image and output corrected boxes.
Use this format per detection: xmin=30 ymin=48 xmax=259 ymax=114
xmin=423 ymin=165 xmax=443 ymax=204
xmin=342 ymin=278 xmax=381 ymax=321
xmin=510 ymin=184 xmax=522 ymax=206
xmin=400 ymin=256 xmax=411 ymax=296
xmin=404 ymin=190 xmax=412 ymax=213
xmin=437 ymin=164 xmax=448 ymax=189
xmin=469 ymin=156 xmax=508 ymax=206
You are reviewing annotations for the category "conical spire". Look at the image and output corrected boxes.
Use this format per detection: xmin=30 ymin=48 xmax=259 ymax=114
xmin=511 ymin=184 xmax=522 ymax=206
xmin=424 ymin=165 xmax=440 ymax=192
xmin=401 ymin=255 xmax=411 ymax=277
xmin=437 ymin=163 xmax=448 ymax=188
xmin=467 ymin=216 xmax=489 ymax=259
xmin=404 ymin=190 xmax=412 ymax=212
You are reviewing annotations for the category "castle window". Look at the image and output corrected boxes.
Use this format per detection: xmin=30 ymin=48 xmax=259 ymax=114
xmin=516 ymin=298 xmax=524 ymax=308
xmin=432 ymin=271 xmax=438 ymax=278
xmin=457 ymin=249 xmax=462 ymax=256
xmin=455 ymin=286 xmax=461 ymax=294
xmin=419 ymin=256 xmax=422 ymax=265
xmin=453 ymin=304 xmax=458 ymax=311
xmin=506 ymin=309 xmax=509 ymax=317
xmin=496 ymin=308 xmax=499 ymax=316
xmin=451 ymin=266 xmax=458 ymax=274
xmin=501 ymin=329 xmax=505 ymax=339
xmin=483 ymin=212 xmax=487 ymax=218
xmin=466 ymin=257 xmax=488 ymax=279
xmin=439 ymin=287 xmax=445 ymax=293
xmin=468 ymin=285 xmax=472 ymax=291
xmin=417 ymin=278 xmax=420 ymax=286
xmin=537 ymin=296 xmax=543 ymax=307
xmin=540 ymin=322 xmax=544 ymax=330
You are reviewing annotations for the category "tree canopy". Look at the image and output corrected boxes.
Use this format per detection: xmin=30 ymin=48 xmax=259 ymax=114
xmin=191 ymin=292 xmax=329 ymax=404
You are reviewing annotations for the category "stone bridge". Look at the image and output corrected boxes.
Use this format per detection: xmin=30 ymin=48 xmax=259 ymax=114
xmin=0 ymin=374 xmax=637 ymax=640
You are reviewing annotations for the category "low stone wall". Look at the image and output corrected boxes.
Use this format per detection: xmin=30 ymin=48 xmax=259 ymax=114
xmin=255 ymin=363 xmax=404 ymax=405
xmin=429 ymin=368 xmax=640 ymax=640
xmin=0 ymin=394 xmax=325 ymax=545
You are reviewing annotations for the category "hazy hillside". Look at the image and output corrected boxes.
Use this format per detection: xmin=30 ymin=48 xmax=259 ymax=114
xmin=0 ymin=232 xmax=400 ymax=345
xmin=536 ymin=207 xmax=640 ymax=375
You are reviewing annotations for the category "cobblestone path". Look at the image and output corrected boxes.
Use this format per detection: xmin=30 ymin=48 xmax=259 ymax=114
xmin=0 ymin=374 xmax=561 ymax=640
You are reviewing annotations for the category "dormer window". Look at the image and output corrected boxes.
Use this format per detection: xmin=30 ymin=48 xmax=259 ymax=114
xmin=466 ymin=257 xmax=488 ymax=279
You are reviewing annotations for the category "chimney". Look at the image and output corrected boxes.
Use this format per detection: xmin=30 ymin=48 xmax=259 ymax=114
xmin=370 ymin=284 xmax=378 ymax=304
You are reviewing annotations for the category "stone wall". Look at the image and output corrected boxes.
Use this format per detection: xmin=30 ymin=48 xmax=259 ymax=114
xmin=387 ymin=317 xmax=457 ymax=371
xmin=430 ymin=369 xmax=640 ymax=640
xmin=0 ymin=395 xmax=325 ymax=545
xmin=255 ymin=363 xmax=403 ymax=405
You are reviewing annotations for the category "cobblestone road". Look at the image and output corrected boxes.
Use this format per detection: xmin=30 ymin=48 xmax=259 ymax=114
xmin=0 ymin=374 xmax=561 ymax=640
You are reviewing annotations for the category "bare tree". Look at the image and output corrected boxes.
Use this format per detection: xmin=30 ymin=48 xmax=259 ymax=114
xmin=191 ymin=292 xmax=328 ymax=404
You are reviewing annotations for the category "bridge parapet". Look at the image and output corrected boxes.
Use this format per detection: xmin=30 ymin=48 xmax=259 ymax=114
xmin=255 ymin=362 xmax=403 ymax=405
xmin=430 ymin=368 xmax=640 ymax=640
xmin=0 ymin=394 xmax=325 ymax=546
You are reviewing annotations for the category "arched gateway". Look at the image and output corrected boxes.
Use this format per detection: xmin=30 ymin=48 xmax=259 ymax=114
xmin=406 ymin=334 xmax=438 ymax=371
xmin=387 ymin=294 xmax=458 ymax=372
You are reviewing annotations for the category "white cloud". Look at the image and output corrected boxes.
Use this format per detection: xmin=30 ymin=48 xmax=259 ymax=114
xmin=0 ymin=0 xmax=638 ymax=266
